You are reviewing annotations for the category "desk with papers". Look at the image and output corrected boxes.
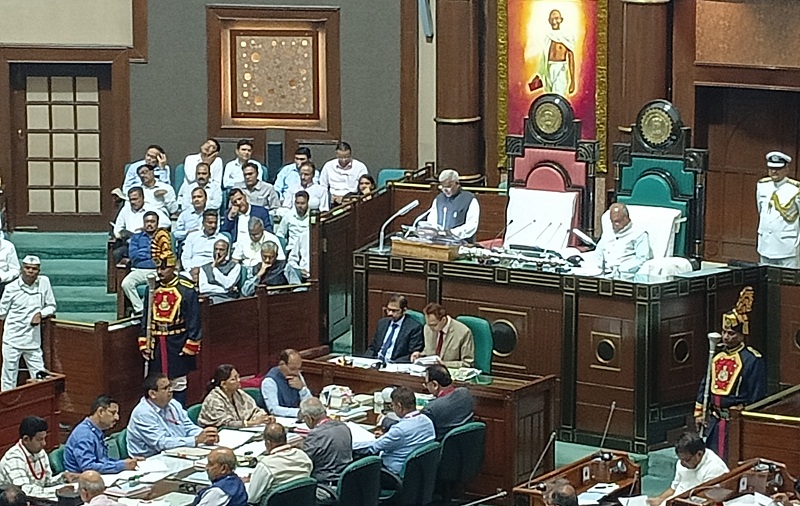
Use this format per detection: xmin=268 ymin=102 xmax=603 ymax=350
xmin=301 ymin=355 xmax=558 ymax=498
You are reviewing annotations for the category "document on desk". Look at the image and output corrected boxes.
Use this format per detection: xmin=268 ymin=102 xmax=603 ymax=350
xmin=578 ymin=483 xmax=621 ymax=506
xmin=273 ymin=416 xmax=302 ymax=429
xmin=723 ymin=493 xmax=773 ymax=506
xmin=327 ymin=356 xmax=382 ymax=369
xmin=346 ymin=421 xmax=376 ymax=445
xmin=214 ymin=429 xmax=253 ymax=449
xmin=29 ymin=484 xmax=75 ymax=501
xmin=183 ymin=471 xmax=212 ymax=486
xmin=234 ymin=440 xmax=266 ymax=458
xmin=383 ymin=363 xmax=427 ymax=375
xmin=414 ymin=355 xmax=442 ymax=366
xmin=619 ymin=496 xmax=648 ymax=506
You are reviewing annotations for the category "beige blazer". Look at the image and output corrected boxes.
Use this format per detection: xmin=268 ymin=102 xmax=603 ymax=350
xmin=422 ymin=317 xmax=474 ymax=368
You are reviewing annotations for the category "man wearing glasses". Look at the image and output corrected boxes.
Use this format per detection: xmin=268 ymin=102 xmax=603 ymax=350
xmin=364 ymin=294 xmax=423 ymax=364
xmin=423 ymin=169 xmax=480 ymax=242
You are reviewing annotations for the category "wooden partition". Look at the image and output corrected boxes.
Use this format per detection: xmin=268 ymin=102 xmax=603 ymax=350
xmin=0 ymin=374 xmax=64 ymax=455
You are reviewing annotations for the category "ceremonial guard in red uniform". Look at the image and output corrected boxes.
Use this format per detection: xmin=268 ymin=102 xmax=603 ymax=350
xmin=138 ymin=230 xmax=201 ymax=406
xmin=694 ymin=286 xmax=766 ymax=461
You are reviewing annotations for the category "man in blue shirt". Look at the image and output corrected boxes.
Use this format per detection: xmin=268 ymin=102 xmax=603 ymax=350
xmin=120 ymin=211 xmax=159 ymax=314
xmin=273 ymin=147 xmax=318 ymax=201
xmin=353 ymin=386 xmax=435 ymax=474
xmin=64 ymin=395 xmax=139 ymax=473
xmin=127 ymin=374 xmax=218 ymax=458
xmin=260 ymin=349 xmax=312 ymax=418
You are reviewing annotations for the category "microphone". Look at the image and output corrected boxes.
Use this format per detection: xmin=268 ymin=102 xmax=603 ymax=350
xmin=526 ymin=430 xmax=557 ymax=488
xmin=502 ymin=219 xmax=537 ymax=249
xmin=599 ymin=401 xmax=616 ymax=450
xmin=488 ymin=219 xmax=514 ymax=248
xmin=627 ymin=470 xmax=640 ymax=497
xmin=404 ymin=209 xmax=432 ymax=238
xmin=571 ymin=228 xmax=597 ymax=248
xmin=373 ymin=200 xmax=420 ymax=253
xmin=532 ymin=221 xmax=554 ymax=246
xmin=545 ymin=221 xmax=563 ymax=245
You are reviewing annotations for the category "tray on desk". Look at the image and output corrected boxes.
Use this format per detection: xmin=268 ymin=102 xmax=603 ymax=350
xmin=390 ymin=237 xmax=460 ymax=261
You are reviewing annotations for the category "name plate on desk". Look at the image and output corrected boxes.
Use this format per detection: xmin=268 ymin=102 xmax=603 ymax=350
xmin=391 ymin=237 xmax=460 ymax=261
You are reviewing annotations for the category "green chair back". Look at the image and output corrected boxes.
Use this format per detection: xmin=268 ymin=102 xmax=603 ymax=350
xmin=106 ymin=436 xmax=120 ymax=460
xmin=186 ymin=404 xmax=202 ymax=424
xmin=243 ymin=387 xmax=265 ymax=410
xmin=377 ymin=168 xmax=407 ymax=189
xmin=437 ymin=422 xmax=486 ymax=486
xmin=405 ymin=309 xmax=425 ymax=327
xmin=455 ymin=316 xmax=493 ymax=373
xmin=385 ymin=441 xmax=440 ymax=506
xmin=336 ymin=455 xmax=381 ymax=506
xmin=114 ymin=429 xmax=129 ymax=459
xmin=261 ymin=476 xmax=316 ymax=506
xmin=49 ymin=445 xmax=66 ymax=474
xmin=173 ymin=163 xmax=185 ymax=194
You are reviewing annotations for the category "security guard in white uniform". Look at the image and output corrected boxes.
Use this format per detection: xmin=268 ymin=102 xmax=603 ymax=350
xmin=756 ymin=151 xmax=800 ymax=268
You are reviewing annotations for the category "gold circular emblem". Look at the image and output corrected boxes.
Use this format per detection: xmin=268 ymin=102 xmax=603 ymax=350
xmin=534 ymin=103 xmax=563 ymax=135
xmin=717 ymin=369 xmax=729 ymax=382
xmin=639 ymin=108 xmax=672 ymax=146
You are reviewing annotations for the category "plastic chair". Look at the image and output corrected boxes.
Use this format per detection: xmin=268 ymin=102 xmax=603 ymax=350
xmin=379 ymin=441 xmax=441 ymax=506
xmin=243 ymin=387 xmax=265 ymax=409
xmin=186 ymin=404 xmax=202 ymax=424
xmin=455 ymin=315 xmax=493 ymax=374
xmin=260 ymin=476 xmax=316 ymax=506
xmin=436 ymin=422 xmax=486 ymax=502
xmin=106 ymin=436 xmax=120 ymax=460
xmin=405 ymin=309 xmax=426 ymax=327
xmin=173 ymin=163 xmax=185 ymax=194
xmin=318 ymin=455 xmax=381 ymax=506
xmin=377 ymin=168 xmax=407 ymax=189
xmin=49 ymin=445 xmax=66 ymax=474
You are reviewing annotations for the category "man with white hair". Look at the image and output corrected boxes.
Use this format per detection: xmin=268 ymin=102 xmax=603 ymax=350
xmin=0 ymin=256 xmax=56 ymax=391
xmin=424 ymin=169 xmax=481 ymax=242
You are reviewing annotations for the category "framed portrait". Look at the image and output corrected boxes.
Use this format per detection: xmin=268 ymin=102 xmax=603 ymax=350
xmin=500 ymin=0 xmax=607 ymax=170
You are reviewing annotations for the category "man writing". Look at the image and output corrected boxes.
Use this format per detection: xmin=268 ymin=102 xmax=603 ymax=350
xmin=411 ymin=303 xmax=475 ymax=369
xmin=194 ymin=448 xmax=247 ymax=506
xmin=247 ymin=423 xmax=312 ymax=504
xmin=260 ymin=349 xmax=312 ymax=418
xmin=364 ymin=294 xmax=423 ymax=364
xmin=64 ymin=395 xmax=139 ymax=473
xmin=0 ymin=256 xmax=56 ymax=391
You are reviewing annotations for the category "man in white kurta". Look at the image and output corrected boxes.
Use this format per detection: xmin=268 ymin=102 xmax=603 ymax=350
xmin=0 ymin=256 xmax=56 ymax=391
xmin=596 ymin=203 xmax=653 ymax=274
xmin=756 ymin=151 xmax=800 ymax=268
xmin=0 ymin=237 xmax=20 ymax=297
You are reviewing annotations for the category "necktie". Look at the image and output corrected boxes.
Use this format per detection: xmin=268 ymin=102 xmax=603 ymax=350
xmin=379 ymin=323 xmax=399 ymax=361
xmin=435 ymin=330 xmax=445 ymax=356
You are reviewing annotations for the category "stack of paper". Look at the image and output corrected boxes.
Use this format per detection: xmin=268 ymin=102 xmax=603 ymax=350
xmin=346 ymin=421 xmax=376 ymax=445
xmin=234 ymin=441 xmax=266 ymax=458
xmin=214 ymin=429 xmax=253 ymax=449
xmin=106 ymin=481 xmax=152 ymax=497
xmin=414 ymin=355 xmax=441 ymax=366
xmin=577 ymin=483 xmax=621 ymax=506
xmin=163 ymin=447 xmax=211 ymax=459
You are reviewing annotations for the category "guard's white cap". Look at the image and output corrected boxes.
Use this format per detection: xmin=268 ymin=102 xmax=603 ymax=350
xmin=766 ymin=151 xmax=792 ymax=168
xmin=22 ymin=255 xmax=41 ymax=265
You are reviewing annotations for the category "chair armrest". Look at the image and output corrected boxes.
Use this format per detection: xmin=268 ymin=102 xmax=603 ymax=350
xmin=315 ymin=483 xmax=337 ymax=503
xmin=379 ymin=468 xmax=402 ymax=493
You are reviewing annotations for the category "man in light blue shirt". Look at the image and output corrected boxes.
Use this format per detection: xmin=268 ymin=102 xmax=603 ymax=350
xmin=260 ymin=349 xmax=312 ymax=418
xmin=127 ymin=374 xmax=218 ymax=458
xmin=122 ymin=145 xmax=171 ymax=195
xmin=353 ymin=386 xmax=435 ymax=474
xmin=181 ymin=211 xmax=227 ymax=274
xmin=174 ymin=188 xmax=209 ymax=243
xmin=273 ymin=147 xmax=318 ymax=201
xmin=64 ymin=395 xmax=139 ymax=473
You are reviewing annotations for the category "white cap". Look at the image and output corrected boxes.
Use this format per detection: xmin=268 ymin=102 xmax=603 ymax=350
xmin=766 ymin=151 xmax=792 ymax=168
xmin=22 ymin=255 xmax=41 ymax=265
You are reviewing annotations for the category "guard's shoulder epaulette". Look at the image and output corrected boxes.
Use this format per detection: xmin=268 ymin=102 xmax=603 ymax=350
xmin=759 ymin=176 xmax=773 ymax=183
xmin=786 ymin=178 xmax=800 ymax=188
xmin=747 ymin=346 xmax=762 ymax=358
xmin=178 ymin=278 xmax=195 ymax=289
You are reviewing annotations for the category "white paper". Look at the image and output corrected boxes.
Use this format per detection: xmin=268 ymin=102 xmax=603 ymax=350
xmin=587 ymin=483 xmax=620 ymax=495
xmin=753 ymin=492 xmax=773 ymax=506
xmin=137 ymin=459 xmax=170 ymax=474
xmin=577 ymin=492 xmax=605 ymax=506
xmin=214 ymin=429 xmax=253 ymax=449
xmin=619 ymin=496 xmax=649 ymax=506
xmin=414 ymin=355 xmax=441 ymax=366
xmin=163 ymin=446 xmax=211 ymax=459
xmin=274 ymin=416 xmax=302 ymax=429
xmin=183 ymin=471 xmax=212 ymax=486
xmin=724 ymin=495 xmax=773 ymax=506
xmin=101 ymin=470 xmax=137 ymax=487
xmin=234 ymin=441 xmax=266 ymax=458
xmin=157 ymin=492 xmax=197 ymax=506
xmin=145 ymin=454 xmax=197 ymax=474
xmin=235 ymin=467 xmax=254 ymax=480
xmin=382 ymin=363 xmax=427 ymax=375
xmin=346 ymin=421 xmax=376 ymax=445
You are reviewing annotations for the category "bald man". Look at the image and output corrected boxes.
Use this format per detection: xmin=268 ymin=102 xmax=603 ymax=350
xmin=260 ymin=349 xmax=312 ymax=417
xmin=547 ymin=481 xmax=578 ymax=506
xmin=595 ymin=203 xmax=653 ymax=274
xmin=195 ymin=448 xmax=247 ymax=506
xmin=78 ymin=471 xmax=122 ymax=506
xmin=248 ymin=424 xmax=312 ymax=504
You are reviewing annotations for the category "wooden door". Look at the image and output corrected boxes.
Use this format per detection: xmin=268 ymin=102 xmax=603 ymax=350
xmin=698 ymin=86 xmax=800 ymax=262
xmin=9 ymin=64 xmax=113 ymax=231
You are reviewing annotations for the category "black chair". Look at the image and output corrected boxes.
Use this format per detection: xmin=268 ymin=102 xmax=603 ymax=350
xmin=436 ymin=421 xmax=487 ymax=503
xmin=379 ymin=441 xmax=441 ymax=506
xmin=318 ymin=455 xmax=382 ymax=506
xmin=260 ymin=477 xmax=316 ymax=506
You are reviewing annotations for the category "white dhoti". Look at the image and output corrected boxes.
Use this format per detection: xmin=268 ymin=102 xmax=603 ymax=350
xmin=547 ymin=61 xmax=570 ymax=96
xmin=759 ymin=255 xmax=799 ymax=268
xmin=1 ymin=344 xmax=46 ymax=391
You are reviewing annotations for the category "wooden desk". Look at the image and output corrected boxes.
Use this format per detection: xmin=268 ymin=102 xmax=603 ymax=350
xmin=667 ymin=459 xmax=795 ymax=506
xmin=729 ymin=384 xmax=800 ymax=475
xmin=301 ymin=357 xmax=558 ymax=498
xmin=512 ymin=451 xmax=640 ymax=506
xmin=0 ymin=374 xmax=65 ymax=454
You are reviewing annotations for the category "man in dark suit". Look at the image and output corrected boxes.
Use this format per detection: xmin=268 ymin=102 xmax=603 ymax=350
xmin=221 ymin=188 xmax=273 ymax=245
xmin=365 ymin=294 xmax=423 ymax=363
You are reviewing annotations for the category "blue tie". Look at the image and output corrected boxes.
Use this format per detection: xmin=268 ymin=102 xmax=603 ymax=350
xmin=379 ymin=322 xmax=399 ymax=361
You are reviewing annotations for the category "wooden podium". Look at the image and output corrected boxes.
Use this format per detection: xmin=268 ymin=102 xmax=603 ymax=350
xmin=390 ymin=237 xmax=460 ymax=261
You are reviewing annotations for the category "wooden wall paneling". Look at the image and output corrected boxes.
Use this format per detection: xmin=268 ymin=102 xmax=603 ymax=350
xmin=656 ymin=293 xmax=706 ymax=406
xmin=365 ymin=271 xmax=427 ymax=348
xmin=671 ymin=0 xmax=698 ymax=130
xmin=320 ymin=209 xmax=354 ymax=341
xmin=779 ymin=284 xmax=800 ymax=387
xmin=399 ymin=0 xmax=418 ymax=170
xmin=0 ymin=374 xmax=64 ymax=455
xmin=257 ymin=287 xmax=321 ymax=367
xmin=561 ymin=278 xmax=578 ymax=439
xmin=353 ymin=190 xmax=393 ymax=248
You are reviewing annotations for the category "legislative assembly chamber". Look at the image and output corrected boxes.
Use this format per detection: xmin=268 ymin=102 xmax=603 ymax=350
xmin=0 ymin=1 xmax=800 ymax=506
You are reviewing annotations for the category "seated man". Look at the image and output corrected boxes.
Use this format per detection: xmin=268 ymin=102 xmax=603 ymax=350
xmin=595 ymin=203 xmax=653 ymax=274
xmin=111 ymin=187 xmax=167 ymax=263
xmin=421 ymin=365 xmax=474 ymax=439
xmin=411 ymin=303 xmax=475 ymax=368
xmin=275 ymin=191 xmax=309 ymax=254
xmin=353 ymin=386 xmax=435 ymax=474
xmin=198 ymin=239 xmax=241 ymax=304
xmin=120 ymin=211 xmax=159 ymax=315
xmin=260 ymin=349 xmax=312 ymax=418
xmin=424 ymin=169 xmax=480 ymax=242
xmin=0 ymin=416 xmax=77 ymax=496
xmin=122 ymin=145 xmax=171 ymax=194
xmin=78 ymin=471 xmax=123 ymax=506
xmin=365 ymin=294 xmax=423 ymax=364
xmin=178 ymin=162 xmax=222 ymax=211
xmin=299 ymin=398 xmax=352 ymax=487
xmin=221 ymin=188 xmax=273 ymax=246
xmin=183 ymin=138 xmax=223 ymax=186
xmin=274 ymin=147 xmax=316 ymax=202
xmin=242 ymin=242 xmax=288 ymax=297
xmin=233 ymin=162 xmax=280 ymax=211
xmin=232 ymin=217 xmax=285 ymax=268
xmin=196 ymin=448 xmax=247 ymax=506
xmin=285 ymin=229 xmax=309 ymax=286
xmin=223 ymin=139 xmax=264 ymax=190
xmin=137 ymin=164 xmax=178 ymax=217
xmin=174 ymin=188 xmax=208 ymax=243
xmin=248 ymin=423 xmax=313 ymax=504
xmin=64 ymin=395 xmax=138 ymax=473
xmin=0 ymin=486 xmax=27 ymax=506
xmin=648 ymin=432 xmax=728 ymax=506
xmin=319 ymin=142 xmax=369 ymax=206
xmin=284 ymin=161 xmax=329 ymax=213
xmin=127 ymin=374 xmax=218 ymax=458
xmin=181 ymin=211 xmax=227 ymax=274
